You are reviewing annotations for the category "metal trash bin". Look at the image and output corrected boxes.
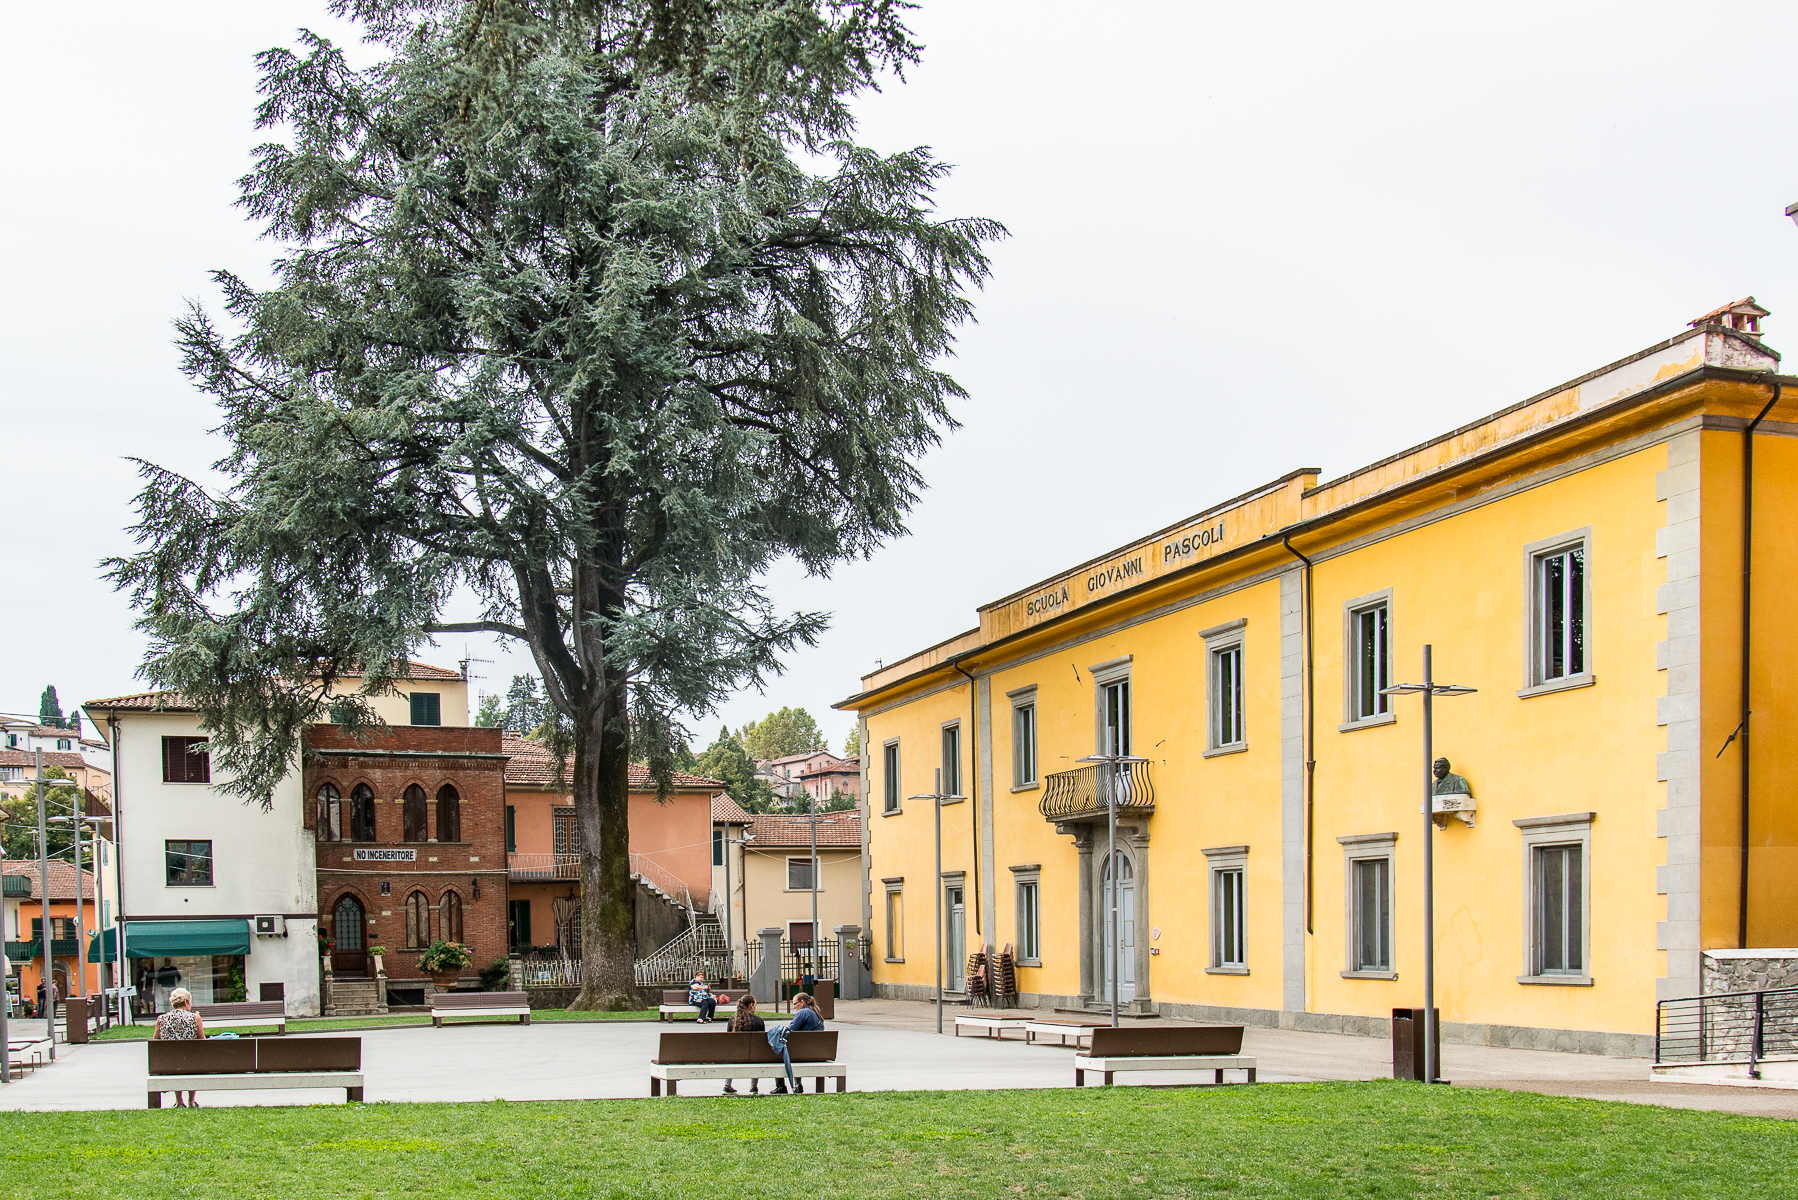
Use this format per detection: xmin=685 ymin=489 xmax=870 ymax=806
xmin=1392 ymin=1007 xmax=1438 ymax=1081
xmin=65 ymin=996 xmax=89 ymax=1045
xmin=812 ymin=979 xmax=835 ymax=1020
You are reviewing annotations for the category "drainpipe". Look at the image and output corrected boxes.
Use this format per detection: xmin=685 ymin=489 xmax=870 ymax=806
xmin=1738 ymin=382 xmax=1780 ymax=949
xmin=1280 ymin=535 xmax=1317 ymax=934
xmin=952 ymin=662 xmax=981 ymax=940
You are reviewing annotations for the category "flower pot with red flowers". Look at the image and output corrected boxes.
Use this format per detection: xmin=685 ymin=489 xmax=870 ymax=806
xmin=418 ymin=940 xmax=475 ymax=990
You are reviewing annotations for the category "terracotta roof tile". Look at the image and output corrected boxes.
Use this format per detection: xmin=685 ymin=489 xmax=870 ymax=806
xmin=0 ymin=750 xmax=89 ymax=772
xmin=712 ymin=795 xmax=755 ymax=824
xmin=0 ymin=859 xmax=97 ymax=900
xmin=86 ymin=663 xmax=462 ymax=712
xmin=500 ymin=734 xmax=723 ymax=790
xmin=745 ymin=812 xmax=862 ymax=848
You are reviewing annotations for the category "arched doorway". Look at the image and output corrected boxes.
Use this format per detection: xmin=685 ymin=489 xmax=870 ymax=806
xmin=332 ymin=894 xmax=368 ymax=977
xmin=1101 ymin=853 xmax=1136 ymax=1003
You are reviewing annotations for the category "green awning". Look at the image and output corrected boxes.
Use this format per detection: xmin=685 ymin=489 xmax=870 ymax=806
xmin=122 ymin=919 xmax=251 ymax=958
xmin=87 ymin=928 xmax=118 ymax=963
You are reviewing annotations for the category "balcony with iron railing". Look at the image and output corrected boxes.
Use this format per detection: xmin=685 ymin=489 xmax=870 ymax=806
xmin=507 ymin=852 xmax=581 ymax=881
xmin=1038 ymin=760 xmax=1155 ymax=823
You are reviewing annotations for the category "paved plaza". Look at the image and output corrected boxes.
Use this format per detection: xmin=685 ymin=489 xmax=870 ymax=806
xmin=2 ymin=1000 xmax=1794 ymax=1118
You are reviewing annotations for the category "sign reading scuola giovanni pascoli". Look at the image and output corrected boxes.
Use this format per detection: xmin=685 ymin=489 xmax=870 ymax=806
xmin=353 ymin=848 xmax=418 ymax=862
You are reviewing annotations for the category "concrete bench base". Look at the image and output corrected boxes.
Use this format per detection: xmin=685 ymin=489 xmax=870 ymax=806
xmin=955 ymin=1016 xmax=1035 ymax=1039
xmin=432 ymin=1007 xmax=531 ymax=1027
xmin=658 ymin=1003 xmax=740 ymax=1022
xmin=147 ymin=1072 xmax=365 ymax=1106
xmin=649 ymin=1063 xmax=847 ymax=1096
xmin=1072 ymin=1055 xmax=1257 ymax=1086
xmin=1026 ymin=1022 xmax=1103 ymax=1047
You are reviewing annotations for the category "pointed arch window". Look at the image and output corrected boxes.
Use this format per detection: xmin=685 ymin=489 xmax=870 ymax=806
xmin=436 ymin=784 xmax=461 ymax=843
xmin=316 ymin=783 xmax=342 ymax=841
xmin=350 ymin=784 xmax=377 ymax=842
xmin=403 ymin=784 xmax=428 ymax=842
xmin=405 ymin=889 xmax=431 ymax=949
xmin=441 ymin=889 xmax=464 ymax=945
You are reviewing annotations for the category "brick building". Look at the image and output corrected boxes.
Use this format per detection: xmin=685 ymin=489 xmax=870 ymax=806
xmin=305 ymin=724 xmax=509 ymax=1000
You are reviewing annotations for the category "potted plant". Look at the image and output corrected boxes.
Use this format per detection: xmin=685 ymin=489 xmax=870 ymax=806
xmin=418 ymin=940 xmax=474 ymax=989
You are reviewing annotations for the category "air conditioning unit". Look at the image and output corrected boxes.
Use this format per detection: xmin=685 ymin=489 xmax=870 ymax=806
xmin=253 ymin=915 xmax=287 ymax=938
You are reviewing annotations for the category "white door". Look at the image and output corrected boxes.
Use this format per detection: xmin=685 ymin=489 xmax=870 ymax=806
xmin=1101 ymin=854 xmax=1136 ymax=1002
xmin=948 ymin=886 xmax=966 ymax=991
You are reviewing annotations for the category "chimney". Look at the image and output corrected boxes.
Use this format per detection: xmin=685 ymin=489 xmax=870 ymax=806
xmin=1690 ymin=296 xmax=1770 ymax=341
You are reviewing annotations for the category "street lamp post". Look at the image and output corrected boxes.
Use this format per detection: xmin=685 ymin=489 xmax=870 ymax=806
xmin=910 ymin=769 xmax=966 ymax=1034
xmin=1381 ymin=644 xmax=1476 ymax=1086
xmin=32 ymin=750 xmax=59 ymax=1060
xmin=1077 ymin=737 xmax=1151 ymax=1029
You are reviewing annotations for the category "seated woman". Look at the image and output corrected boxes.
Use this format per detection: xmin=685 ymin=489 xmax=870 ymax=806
xmin=722 ymin=995 xmax=766 ymax=1095
xmin=687 ymin=975 xmax=717 ymax=1023
xmin=153 ymin=987 xmax=207 ymax=1108
xmin=767 ymin=992 xmax=824 ymax=1095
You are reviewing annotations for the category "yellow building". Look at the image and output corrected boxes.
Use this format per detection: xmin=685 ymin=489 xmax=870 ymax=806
xmin=838 ymin=298 xmax=1798 ymax=1054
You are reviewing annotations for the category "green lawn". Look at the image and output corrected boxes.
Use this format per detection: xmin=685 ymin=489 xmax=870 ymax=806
xmin=0 ymin=1082 xmax=1792 ymax=1199
xmin=90 ymin=1008 xmax=658 ymax=1041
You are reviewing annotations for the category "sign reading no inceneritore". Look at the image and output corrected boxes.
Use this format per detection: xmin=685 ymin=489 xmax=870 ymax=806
xmin=352 ymin=848 xmax=418 ymax=862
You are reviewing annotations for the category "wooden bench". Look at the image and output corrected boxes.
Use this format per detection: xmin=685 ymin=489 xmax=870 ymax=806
xmin=147 ymin=1037 xmax=363 ymax=1107
xmin=195 ymin=1000 xmax=287 ymax=1034
xmin=954 ymin=1014 xmax=1036 ymax=1039
xmin=649 ymin=1030 xmax=844 ymax=1096
xmin=658 ymin=989 xmax=747 ymax=1022
xmin=431 ymin=991 xmax=532 ymax=1027
xmin=1072 ymin=1026 xmax=1256 ymax=1087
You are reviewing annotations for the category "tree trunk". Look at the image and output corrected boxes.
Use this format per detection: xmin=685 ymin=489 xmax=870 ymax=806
xmin=567 ymin=689 xmax=637 ymax=1010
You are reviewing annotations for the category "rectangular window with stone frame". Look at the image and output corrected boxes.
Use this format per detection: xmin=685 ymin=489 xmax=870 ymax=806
xmin=883 ymin=879 xmax=904 ymax=962
xmin=1521 ymin=529 xmax=1594 ymax=697
xmin=1341 ymin=589 xmax=1393 ymax=730
xmin=1515 ymin=812 xmax=1594 ymax=985
xmin=1339 ymin=832 xmax=1397 ymax=978
xmin=882 ymin=740 xmax=901 ymax=814
xmin=1202 ymin=845 xmax=1248 ymax=972
xmin=1011 ymin=864 xmax=1042 ymax=966
xmin=1200 ymin=620 xmax=1247 ymax=755
xmin=1009 ymin=685 xmax=1038 ymax=789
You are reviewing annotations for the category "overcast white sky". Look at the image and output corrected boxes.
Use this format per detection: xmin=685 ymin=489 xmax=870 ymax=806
xmin=6 ymin=1 xmax=1798 ymax=753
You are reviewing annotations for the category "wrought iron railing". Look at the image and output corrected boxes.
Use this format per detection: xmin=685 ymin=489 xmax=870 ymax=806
xmin=1656 ymin=986 xmax=1798 ymax=1075
xmin=518 ymin=952 xmax=583 ymax=988
xmin=632 ymin=922 xmax=733 ymax=985
xmin=629 ymin=853 xmax=694 ymax=914
xmin=1038 ymin=761 xmax=1155 ymax=821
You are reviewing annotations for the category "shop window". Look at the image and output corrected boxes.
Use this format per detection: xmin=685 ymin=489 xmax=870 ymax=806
xmin=134 ymin=954 xmax=245 ymax=1013
xmin=1009 ymin=687 xmax=1038 ymax=788
xmin=161 ymin=736 xmax=210 ymax=783
xmin=165 ymin=840 xmax=213 ymax=887
xmin=882 ymin=740 xmax=900 ymax=814
xmin=441 ymin=889 xmax=464 ymax=945
xmin=402 ymin=785 xmax=428 ymax=842
xmin=436 ymin=784 xmax=461 ymax=843
xmin=316 ymin=783 xmax=342 ymax=840
xmin=409 ymin=692 xmax=441 ymax=726
xmin=350 ymin=784 xmax=377 ymax=842
xmin=405 ymin=890 xmax=431 ymax=948
xmin=1339 ymin=832 xmax=1396 ymax=978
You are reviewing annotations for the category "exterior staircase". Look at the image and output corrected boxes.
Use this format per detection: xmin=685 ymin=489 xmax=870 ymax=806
xmin=325 ymin=977 xmax=388 ymax=1017
xmin=634 ymin=919 xmax=731 ymax=985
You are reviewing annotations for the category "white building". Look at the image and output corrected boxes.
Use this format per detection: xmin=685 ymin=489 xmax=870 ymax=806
xmin=84 ymin=663 xmax=470 ymax=1018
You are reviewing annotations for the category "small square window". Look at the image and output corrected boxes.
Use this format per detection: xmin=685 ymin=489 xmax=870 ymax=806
xmin=161 ymin=736 xmax=211 ymax=784
xmin=409 ymin=692 xmax=442 ymax=726
xmin=787 ymin=857 xmax=815 ymax=891
xmin=165 ymin=839 xmax=213 ymax=886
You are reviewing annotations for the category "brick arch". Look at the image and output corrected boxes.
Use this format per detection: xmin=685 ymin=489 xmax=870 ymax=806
xmin=322 ymin=887 xmax=373 ymax=956
xmin=400 ymin=780 xmax=431 ymax=842
xmin=433 ymin=778 xmax=464 ymax=843
xmin=311 ymin=778 xmax=345 ymax=838
xmin=437 ymin=885 xmax=465 ymax=944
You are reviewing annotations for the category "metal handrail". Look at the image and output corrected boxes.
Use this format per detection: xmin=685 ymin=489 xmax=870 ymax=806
xmin=1038 ymin=761 xmax=1154 ymax=821
xmin=1655 ymin=985 xmax=1798 ymax=1077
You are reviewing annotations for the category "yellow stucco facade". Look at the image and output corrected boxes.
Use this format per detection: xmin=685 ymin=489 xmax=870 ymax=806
xmin=839 ymin=305 xmax=1798 ymax=1053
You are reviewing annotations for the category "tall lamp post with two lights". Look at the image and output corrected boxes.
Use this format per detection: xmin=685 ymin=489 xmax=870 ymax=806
xmin=910 ymin=769 xmax=965 ymax=1034
xmin=1381 ymin=645 xmax=1476 ymax=1086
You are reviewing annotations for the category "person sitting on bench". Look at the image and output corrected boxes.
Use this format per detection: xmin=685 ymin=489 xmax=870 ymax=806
xmin=154 ymin=988 xmax=207 ymax=1108
xmin=767 ymin=992 xmax=823 ymax=1095
xmin=722 ymin=995 xmax=766 ymax=1095
xmin=688 ymin=976 xmax=718 ymax=1024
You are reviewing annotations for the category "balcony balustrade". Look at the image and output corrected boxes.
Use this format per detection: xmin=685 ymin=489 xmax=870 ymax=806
xmin=507 ymin=852 xmax=581 ymax=881
xmin=1038 ymin=760 xmax=1155 ymax=822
